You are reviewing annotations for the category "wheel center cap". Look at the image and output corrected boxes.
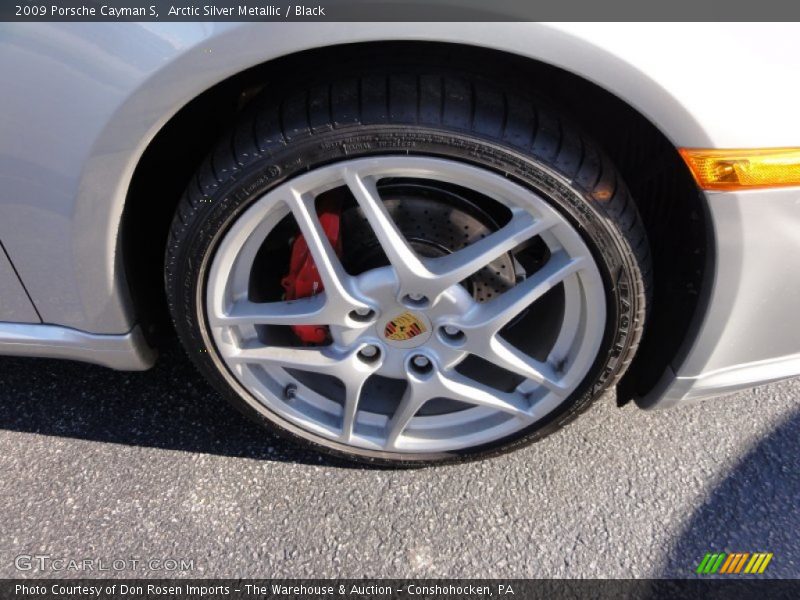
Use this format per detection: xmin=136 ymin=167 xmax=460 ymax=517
xmin=378 ymin=310 xmax=432 ymax=348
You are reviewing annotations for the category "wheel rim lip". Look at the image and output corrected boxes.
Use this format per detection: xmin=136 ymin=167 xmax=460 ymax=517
xmin=204 ymin=155 xmax=607 ymax=454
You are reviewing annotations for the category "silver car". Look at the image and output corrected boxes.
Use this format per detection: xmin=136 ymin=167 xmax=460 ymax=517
xmin=1 ymin=23 xmax=798 ymax=465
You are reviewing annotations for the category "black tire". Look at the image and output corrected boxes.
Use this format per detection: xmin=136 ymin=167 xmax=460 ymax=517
xmin=165 ymin=68 xmax=652 ymax=467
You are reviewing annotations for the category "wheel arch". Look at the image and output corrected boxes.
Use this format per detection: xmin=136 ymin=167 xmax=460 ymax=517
xmin=118 ymin=37 xmax=709 ymax=402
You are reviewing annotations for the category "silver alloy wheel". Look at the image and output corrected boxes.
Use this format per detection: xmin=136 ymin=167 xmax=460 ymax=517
xmin=206 ymin=156 xmax=606 ymax=453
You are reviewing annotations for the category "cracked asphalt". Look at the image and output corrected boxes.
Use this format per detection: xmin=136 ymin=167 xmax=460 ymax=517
xmin=0 ymin=342 xmax=797 ymax=579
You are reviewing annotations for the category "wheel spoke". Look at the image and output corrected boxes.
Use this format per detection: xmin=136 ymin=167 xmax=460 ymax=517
xmin=434 ymin=370 xmax=532 ymax=417
xmin=341 ymin=377 xmax=368 ymax=443
xmin=385 ymin=384 xmax=428 ymax=450
xmin=478 ymin=336 xmax=566 ymax=394
xmin=385 ymin=368 xmax=533 ymax=449
xmin=342 ymin=169 xmax=558 ymax=304
xmin=228 ymin=344 xmax=347 ymax=374
xmin=231 ymin=341 xmax=377 ymax=442
xmin=209 ymin=295 xmax=330 ymax=327
xmin=424 ymin=209 xmax=551 ymax=290
xmin=465 ymin=251 xmax=585 ymax=334
xmin=342 ymin=169 xmax=430 ymax=287
xmin=285 ymin=188 xmax=365 ymax=311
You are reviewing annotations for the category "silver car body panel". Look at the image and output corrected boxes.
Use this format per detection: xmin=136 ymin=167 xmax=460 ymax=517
xmin=0 ymin=322 xmax=155 ymax=370
xmin=0 ymin=242 xmax=39 ymax=323
xmin=0 ymin=22 xmax=798 ymax=406
xmin=640 ymin=187 xmax=800 ymax=407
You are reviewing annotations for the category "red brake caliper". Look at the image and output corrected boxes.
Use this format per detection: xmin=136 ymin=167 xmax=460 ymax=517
xmin=280 ymin=197 xmax=343 ymax=344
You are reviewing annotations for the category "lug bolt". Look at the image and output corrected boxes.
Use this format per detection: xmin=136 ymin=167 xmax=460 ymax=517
xmin=358 ymin=345 xmax=380 ymax=362
xmin=440 ymin=325 xmax=466 ymax=344
xmin=409 ymin=354 xmax=433 ymax=376
xmin=412 ymin=355 xmax=430 ymax=368
xmin=409 ymin=355 xmax=434 ymax=376
xmin=349 ymin=307 xmax=376 ymax=322
xmin=403 ymin=293 xmax=429 ymax=306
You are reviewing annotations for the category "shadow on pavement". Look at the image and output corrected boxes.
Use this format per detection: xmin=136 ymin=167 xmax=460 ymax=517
xmin=0 ymin=340 xmax=355 ymax=468
xmin=659 ymin=405 xmax=800 ymax=578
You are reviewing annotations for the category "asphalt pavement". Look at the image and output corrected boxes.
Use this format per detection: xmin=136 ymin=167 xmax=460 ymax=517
xmin=0 ymin=343 xmax=797 ymax=578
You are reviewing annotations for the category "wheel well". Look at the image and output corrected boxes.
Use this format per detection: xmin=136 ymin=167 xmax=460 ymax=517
xmin=121 ymin=41 xmax=707 ymax=401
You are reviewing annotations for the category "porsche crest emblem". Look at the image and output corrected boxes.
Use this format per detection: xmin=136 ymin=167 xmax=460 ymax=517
xmin=384 ymin=312 xmax=427 ymax=341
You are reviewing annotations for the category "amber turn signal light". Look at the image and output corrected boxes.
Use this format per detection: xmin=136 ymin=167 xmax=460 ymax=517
xmin=679 ymin=148 xmax=800 ymax=191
